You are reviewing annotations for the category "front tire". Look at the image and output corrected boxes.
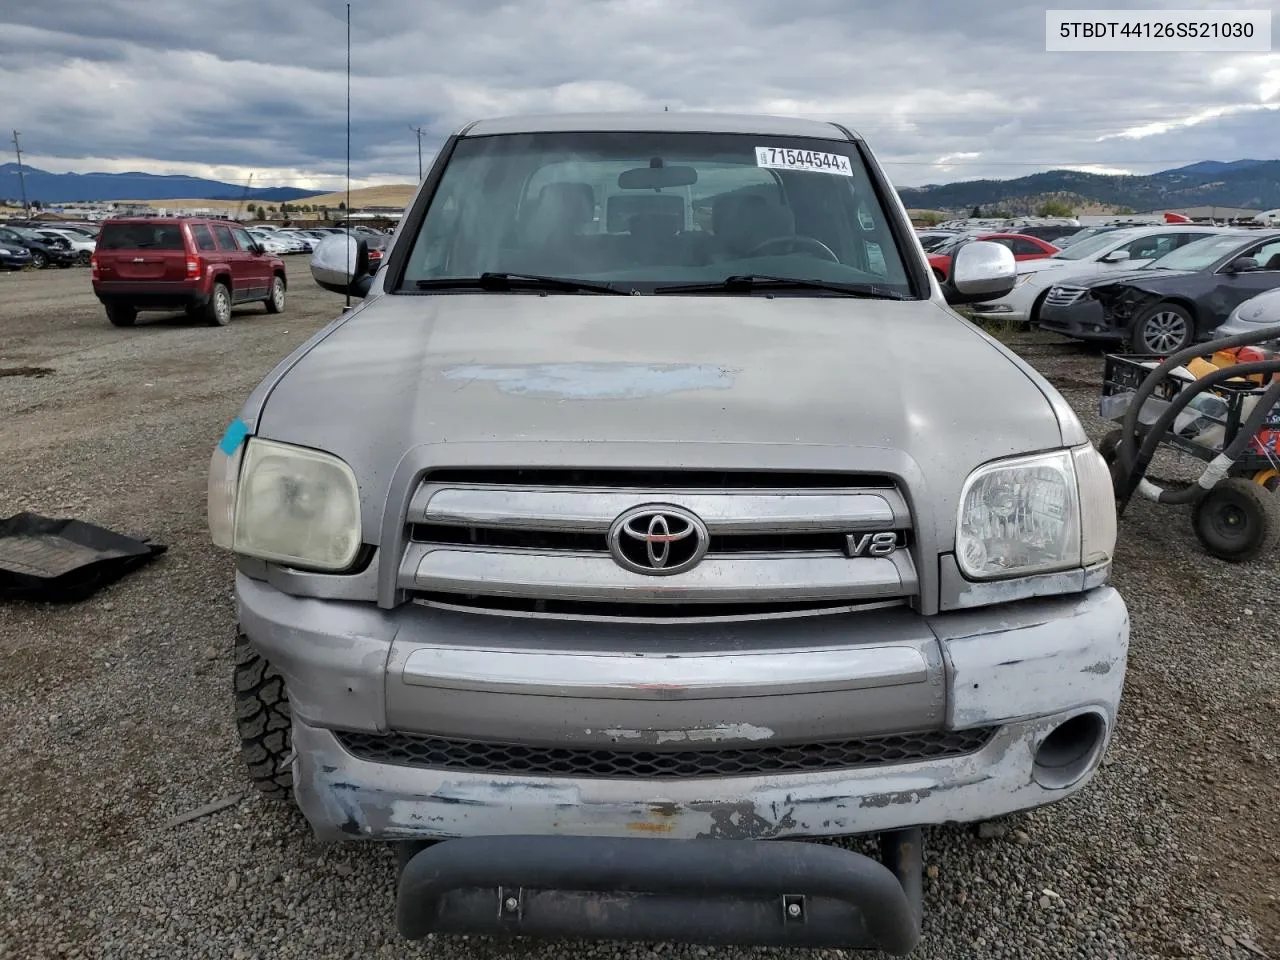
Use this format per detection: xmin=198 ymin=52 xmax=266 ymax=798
xmin=1191 ymin=478 xmax=1280 ymax=562
xmin=265 ymin=275 xmax=286 ymax=314
xmin=1129 ymin=302 xmax=1194 ymax=356
xmin=204 ymin=281 xmax=232 ymax=326
xmin=30 ymin=250 xmax=47 ymax=269
xmin=233 ymin=632 xmax=294 ymax=800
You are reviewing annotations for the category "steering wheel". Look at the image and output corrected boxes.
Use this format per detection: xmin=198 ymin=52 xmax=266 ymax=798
xmin=745 ymin=235 xmax=840 ymax=262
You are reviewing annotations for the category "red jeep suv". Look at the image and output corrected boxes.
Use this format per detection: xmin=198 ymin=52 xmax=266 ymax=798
xmin=91 ymin=217 xmax=287 ymax=327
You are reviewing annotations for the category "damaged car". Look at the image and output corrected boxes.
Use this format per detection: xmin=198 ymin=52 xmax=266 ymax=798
xmin=209 ymin=112 xmax=1128 ymax=956
xmin=1037 ymin=230 xmax=1280 ymax=355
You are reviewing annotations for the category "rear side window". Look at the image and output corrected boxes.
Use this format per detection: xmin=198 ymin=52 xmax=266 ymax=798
xmin=97 ymin=222 xmax=186 ymax=250
xmin=212 ymin=224 xmax=236 ymax=249
xmin=190 ymin=224 xmax=217 ymax=251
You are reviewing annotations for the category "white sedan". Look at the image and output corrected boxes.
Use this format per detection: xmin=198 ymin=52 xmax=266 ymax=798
xmin=247 ymin=231 xmax=291 ymax=255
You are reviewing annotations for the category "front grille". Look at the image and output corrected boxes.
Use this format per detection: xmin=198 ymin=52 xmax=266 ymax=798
xmin=410 ymin=523 xmax=909 ymax=555
xmin=1045 ymin=285 xmax=1086 ymax=307
xmin=335 ymin=727 xmax=999 ymax=780
xmin=397 ymin=469 xmax=919 ymax=617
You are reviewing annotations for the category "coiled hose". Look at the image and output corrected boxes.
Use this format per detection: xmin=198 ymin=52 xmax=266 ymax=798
xmin=1134 ymin=372 xmax=1280 ymax=504
xmin=1114 ymin=322 xmax=1280 ymax=481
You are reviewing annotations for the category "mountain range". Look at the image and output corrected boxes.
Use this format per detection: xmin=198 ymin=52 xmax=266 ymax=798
xmin=897 ymin=160 xmax=1280 ymax=215
xmin=4 ymin=157 xmax=1280 ymax=215
xmin=0 ymin=163 xmax=319 ymax=204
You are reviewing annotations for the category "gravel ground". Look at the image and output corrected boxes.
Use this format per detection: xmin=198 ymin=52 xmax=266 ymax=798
xmin=0 ymin=267 xmax=1276 ymax=960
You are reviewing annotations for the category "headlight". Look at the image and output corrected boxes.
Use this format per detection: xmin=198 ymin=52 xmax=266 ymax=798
xmin=208 ymin=430 xmax=362 ymax=571
xmin=956 ymin=446 xmax=1115 ymax=579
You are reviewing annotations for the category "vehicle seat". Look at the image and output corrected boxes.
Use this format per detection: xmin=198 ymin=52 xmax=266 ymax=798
xmin=711 ymin=194 xmax=796 ymax=260
xmin=1263 ymin=253 xmax=1280 ymax=270
xmin=517 ymin=182 xmax=597 ymax=270
xmin=625 ymin=212 xmax=684 ymax=265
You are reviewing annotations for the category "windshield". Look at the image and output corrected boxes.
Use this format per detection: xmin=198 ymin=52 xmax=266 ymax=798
xmin=1052 ymin=231 xmax=1136 ymax=261
xmin=399 ymin=131 xmax=915 ymax=296
xmin=1146 ymin=234 xmax=1247 ymax=272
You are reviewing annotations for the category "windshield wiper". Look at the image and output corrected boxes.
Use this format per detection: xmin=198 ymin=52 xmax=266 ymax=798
xmin=652 ymin=275 xmax=908 ymax=299
xmin=415 ymin=272 xmax=628 ymax=294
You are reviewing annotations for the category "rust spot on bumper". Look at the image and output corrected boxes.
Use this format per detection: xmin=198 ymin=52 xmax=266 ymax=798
xmin=627 ymin=821 xmax=676 ymax=833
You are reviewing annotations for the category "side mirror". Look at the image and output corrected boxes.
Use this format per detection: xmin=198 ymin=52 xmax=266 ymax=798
xmin=1102 ymin=249 xmax=1131 ymax=263
xmin=1226 ymin=256 xmax=1258 ymax=274
xmin=940 ymin=239 xmax=1016 ymax=305
xmin=310 ymin=233 xmax=372 ymax=298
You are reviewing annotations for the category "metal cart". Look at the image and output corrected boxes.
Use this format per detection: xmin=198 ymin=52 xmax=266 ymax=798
xmin=1098 ymin=327 xmax=1280 ymax=562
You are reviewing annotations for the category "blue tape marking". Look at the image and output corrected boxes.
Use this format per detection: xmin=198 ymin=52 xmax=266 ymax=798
xmin=218 ymin=418 xmax=250 ymax=456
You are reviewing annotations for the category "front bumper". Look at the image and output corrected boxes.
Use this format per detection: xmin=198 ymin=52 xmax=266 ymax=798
xmin=34 ymin=248 xmax=77 ymax=266
xmin=1037 ymin=298 xmax=1125 ymax=341
xmin=237 ymin=575 xmax=1129 ymax=843
xmin=970 ymin=282 xmax=1040 ymax=323
xmin=0 ymin=252 xmax=33 ymax=269
xmin=397 ymin=831 xmax=924 ymax=953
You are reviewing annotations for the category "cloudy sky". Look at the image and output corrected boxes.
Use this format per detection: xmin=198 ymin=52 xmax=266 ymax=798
xmin=2 ymin=0 xmax=1278 ymax=190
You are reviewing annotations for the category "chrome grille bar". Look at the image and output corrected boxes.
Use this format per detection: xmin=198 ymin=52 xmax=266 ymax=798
xmin=399 ymin=545 xmax=918 ymax=603
xmin=409 ymin=483 xmax=909 ymax=534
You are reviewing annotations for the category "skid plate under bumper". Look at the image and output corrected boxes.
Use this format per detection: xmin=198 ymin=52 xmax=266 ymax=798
xmin=396 ymin=830 xmax=923 ymax=954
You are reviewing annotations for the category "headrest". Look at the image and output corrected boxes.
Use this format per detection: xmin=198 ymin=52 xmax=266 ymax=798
xmin=536 ymin=182 xmax=595 ymax=223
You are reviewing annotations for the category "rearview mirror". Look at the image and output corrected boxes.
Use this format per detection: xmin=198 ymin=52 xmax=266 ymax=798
xmin=617 ymin=165 xmax=699 ymax=190
xmin=940 ymin=239 xmax=1016 ymax=305
xmin=310 ymin=233 xmax=372 ymax=298
xmin=1226 ymin=256 xmax=1259 ymax=274
xmin=1102 ymin=249 xmax=1131 ymax=263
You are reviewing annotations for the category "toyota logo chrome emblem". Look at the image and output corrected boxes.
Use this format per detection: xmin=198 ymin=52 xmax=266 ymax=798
xmin=607 ymin=504 xmax=709 ymax=576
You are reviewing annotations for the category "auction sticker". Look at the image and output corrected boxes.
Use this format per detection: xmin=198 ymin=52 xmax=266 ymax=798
xmin=756 ymin=146 xmax=853 ymax=177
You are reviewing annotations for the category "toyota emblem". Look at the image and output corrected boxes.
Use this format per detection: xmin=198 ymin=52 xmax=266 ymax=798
xmin=607 ymin=504 xmax=710 ymax=576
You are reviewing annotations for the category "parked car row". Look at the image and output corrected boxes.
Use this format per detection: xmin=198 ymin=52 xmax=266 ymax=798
xmin=0 ymin=219 xmax=100 ymax=266
xmin=964 ymin=224 xmax=1280 ymax=355
xmin=972 ymin=225 xmax=1229 ymax=327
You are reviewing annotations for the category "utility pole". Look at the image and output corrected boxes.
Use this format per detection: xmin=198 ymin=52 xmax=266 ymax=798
xmin=410 ymin=125 xmax=424 ymax=180
xmin=11 ymin=130 xmax=30 ymax=217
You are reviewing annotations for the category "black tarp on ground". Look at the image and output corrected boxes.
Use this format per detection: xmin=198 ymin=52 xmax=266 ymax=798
xmin=0 ymin=512 xmax=167 ymax=603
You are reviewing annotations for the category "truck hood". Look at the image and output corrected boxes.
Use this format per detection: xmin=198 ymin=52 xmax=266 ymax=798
xmin=252 ymin=294 xmax=1067 ymax=545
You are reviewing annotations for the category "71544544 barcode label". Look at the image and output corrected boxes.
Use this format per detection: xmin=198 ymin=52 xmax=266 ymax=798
xmin=755 ymin=146 xmax=853 ymax=177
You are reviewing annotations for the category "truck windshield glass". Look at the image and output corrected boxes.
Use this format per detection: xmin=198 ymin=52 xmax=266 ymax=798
xmin=399 ymin=131 xmax=915 ymax=296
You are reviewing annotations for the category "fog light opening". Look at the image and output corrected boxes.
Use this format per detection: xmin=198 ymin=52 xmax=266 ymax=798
xmin=1032 ymin=712 xmax=1106 ymax=790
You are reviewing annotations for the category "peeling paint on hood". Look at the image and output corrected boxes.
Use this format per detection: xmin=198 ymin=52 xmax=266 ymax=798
xmin=441 ymin=362 xmax=736 ymax=400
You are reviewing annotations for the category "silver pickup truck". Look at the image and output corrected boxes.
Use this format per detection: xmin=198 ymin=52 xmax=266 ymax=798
xmin=209 ymin=112 xmax=1128 ymax=955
